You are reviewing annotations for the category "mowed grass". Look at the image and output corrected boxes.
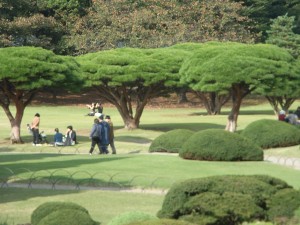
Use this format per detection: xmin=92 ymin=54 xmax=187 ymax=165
xmin=0 ymin=188 xmax=164 ymax=225
xmin=1 ymin=101 xmax=300 ymax=225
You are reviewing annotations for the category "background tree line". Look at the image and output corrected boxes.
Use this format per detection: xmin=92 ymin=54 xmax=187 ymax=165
xmin=0 ymin=0 xmax=299 ymax=55
xmin=0 ymin=0 xmax=300 ymax=142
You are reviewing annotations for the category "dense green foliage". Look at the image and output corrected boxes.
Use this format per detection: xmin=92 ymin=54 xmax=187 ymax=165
xmin=31 ymin=201 xmax=89 ymax=225
xmin=241 ymin=119 xmax=300 ymax=148
xmin=37 ymin=209 xmax=98 ymax=225
xmin=179 ymin=42 xmax=299 ymax=131
xmin=0 ymin=46 xmax=82 ymax=143
xmin=236 ymin=0 xmax=300 ymax=40
xmin=108 ymin=211 xmax=157 ymax=225
xmin=149 ymin=129 xmax=194 ymax=153
xmin=179 ymin=129 xmax=263 ymax=161
xmin=77 ymin=47 xmax=190 ymax=129
xmin=267 ymin=189 xmax=300 ymax=223
xmin=157 ymin=175 xmax=300 ymax=225
xmin=127 ymin=218 xmax=197 ymax=225
xmin=264 ymin=14 xmax=300 ymax=113
xmin=1 ymin=0 xmax=299 ymax=55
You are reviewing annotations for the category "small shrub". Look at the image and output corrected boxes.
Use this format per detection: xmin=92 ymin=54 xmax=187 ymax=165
xmin=108 ymin=211 xmax=157 ymax=225
xmin=31 ymin=201 xmax=89 ymax=225
xmin=179 ymin=129 xmax=263 ymax=161
xmin=37 ymin=209 xmax=98 ymax=225
xmin=149 ymin=129 xmax=194 ymax=153
xmin=157 ymin=175 xmax=299 ymax=225
xmin=127 ymin=218 xmax=197 ymax=225
xmin=241 ymin=119 xmax=300 ymax=149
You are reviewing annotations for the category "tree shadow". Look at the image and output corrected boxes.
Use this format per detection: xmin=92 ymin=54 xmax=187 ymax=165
xmin=140 ymin=123 xmax=225 ymax=132
xmin=0 ymin=187 xmax=80 ymax=204
xmin=188 ymin=109 xmax=274 ymax=116
xmin=115 ymin=136 xmax=152 ymax=144
xmin=1 ymin=155 xmax=128 ymax=173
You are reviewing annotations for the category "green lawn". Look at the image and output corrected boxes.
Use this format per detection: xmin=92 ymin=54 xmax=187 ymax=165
xmin=1 ymin=102 xmax=300 ymax=225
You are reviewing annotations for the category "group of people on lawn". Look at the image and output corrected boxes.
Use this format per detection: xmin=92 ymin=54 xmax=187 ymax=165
xmin=278 ymin=106 xmax=300 ymax=125
xmin=88 ymin=114 xmax=116 ymax=155
xmin=30 ymin=102 xmax=117 ymax=154
xmin=30 ymin=113 xmax=78 ymax=147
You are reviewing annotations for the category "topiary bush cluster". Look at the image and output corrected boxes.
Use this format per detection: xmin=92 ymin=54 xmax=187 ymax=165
xmin=108 ymin=211 xmax=157 ymax=225
xmin=149 ymin=129 xmax=194 ymax=153
xmin=179 ymin=129 xmax=263 ymax=161
xmin=241 ymin=119 xmax=300 ymax=149
xmin=157 ymin=175 xmax=300 ymax=225
xmin=31 ymin=201 xmax=99 ymax=225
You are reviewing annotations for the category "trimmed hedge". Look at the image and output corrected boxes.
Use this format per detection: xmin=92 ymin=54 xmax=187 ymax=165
xmin=127 ymin=218 xmax=197 ymax=225
xmin=157 ymin=175 xmax=300 ymax=225
xmin=31 ymin=202 xmax=96 ymax=225
xmin=108 ymin=211 xmax=157 ymax=225
xmin=37 ymin=209 xmax=98 ymax=225
xmin=179 ymin=129 xmax=263 ymax=161
xmin=149 ymin=129 xmax=194 ymax=153
xmin=241 ymin=119 xmax=300 ymax=149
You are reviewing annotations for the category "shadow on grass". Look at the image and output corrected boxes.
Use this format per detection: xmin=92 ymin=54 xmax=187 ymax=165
xmin=0 ymin=187 xmax=80 ymax=204
xmin=140 ymin=123 xmax=225 ymax=132
xmin=0 ymin=155 xmax=130 ymax=180
xmin=116 ymin=136 xmax=152 ymax=144
xmin=188 ymin=109 xmax=274 ymax=116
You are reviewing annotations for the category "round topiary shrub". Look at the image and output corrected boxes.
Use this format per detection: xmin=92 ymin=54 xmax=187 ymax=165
xmin=31 ymin=201 xmax=90 ymax=225
xmin=108 ymin=211 xmax=157 ymax=225
xmin=127 ymin=218 xmax=197 ymax=225
xmin=157 ymin=175 xmax=300 ymax=225
xmin=241 ymin=119 xmax=300 ymax=149
xmin=179 ymin=129 xmax=263 ymax=161
xmin=149 ymin=129 xmax=194 ymax=153
xmin=37 ymin=209 xmax=98 ymax=225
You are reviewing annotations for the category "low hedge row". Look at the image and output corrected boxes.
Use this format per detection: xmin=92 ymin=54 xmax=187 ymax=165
xmin=149 ymin=119 xmax=300 ymax=161
xmin=149 ymin=129 xmax=194 ymax=153
xmin=179 ymin=129 xmax=263 ymax=161
xmin=241 ymin=119 xmax=300 ymax=149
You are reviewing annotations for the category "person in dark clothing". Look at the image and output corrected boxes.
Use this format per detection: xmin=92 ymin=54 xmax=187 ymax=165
xmin=294 ymin=106 xmax=300 ymax=119
xmin=89 ymin=119 xmax=101 ymax=155
xmin=99 ymin=115 xmax=110 ymax=154
xmin=65 ymin=125 xmax=77 ymax=146
xmin=105 ymin=115 xmax=117 ymax=154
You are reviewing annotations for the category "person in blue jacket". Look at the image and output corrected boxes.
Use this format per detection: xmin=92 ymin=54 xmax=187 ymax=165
xmin=98 ymin=115 xmax=110 ymax=154
xmin=89 ymin=119 xmax=101 ymax=155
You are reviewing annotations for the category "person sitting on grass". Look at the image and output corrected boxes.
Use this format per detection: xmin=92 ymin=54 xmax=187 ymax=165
xmin=285 ymin=111 xmax=299 ymax=125
xmin=64 ymin=125 xmax=77 ymax=146
xmin=278 ymin=110 xmax=286 ymax=121
xmin=86 ymin=102 xmax=96 ymax=116
xmin=53 ymin=128 xmax=64 ymax=146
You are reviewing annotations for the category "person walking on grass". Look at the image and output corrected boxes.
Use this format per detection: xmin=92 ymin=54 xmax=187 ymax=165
xmin=89 ymin=118 xmax=102 ymax=155
xmin=105 ymin=115 xmax=117 ymax=154
xmin=99 ymin=114 xmax=110 ymax=154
